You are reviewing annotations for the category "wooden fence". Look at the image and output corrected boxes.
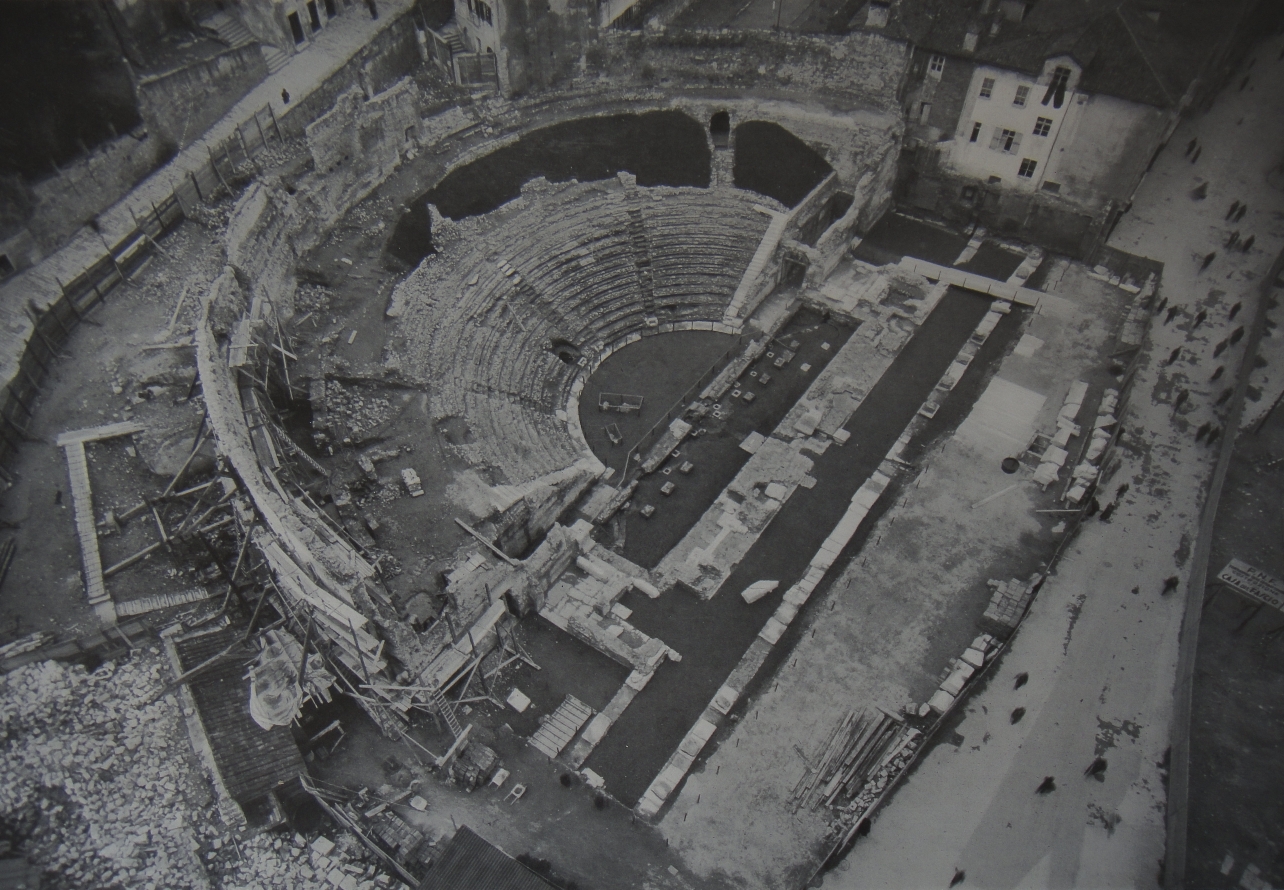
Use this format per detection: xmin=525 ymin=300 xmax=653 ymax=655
xmin=0 ymin=104 xmax=286 ymax=477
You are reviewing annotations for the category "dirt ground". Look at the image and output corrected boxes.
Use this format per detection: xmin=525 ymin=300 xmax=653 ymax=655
xmin=0 ymin=215 xmax=232 ymax=643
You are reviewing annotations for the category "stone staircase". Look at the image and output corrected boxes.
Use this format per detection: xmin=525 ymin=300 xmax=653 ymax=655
xmin=439 ymin=22 xmax=467 ymax=56
xmin=530 ymin=695 xmax=594 ymax=760
xmin=202 ymin=11 xmax=288 ymax=74
xmin=620 ymin=179 xmax=657 ymax=317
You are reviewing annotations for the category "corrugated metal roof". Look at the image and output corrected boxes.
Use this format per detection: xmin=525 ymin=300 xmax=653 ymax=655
xmin=418 ymin=826 xmax=558 ymax=890
xmin=175 ymin=626 xmax=306 ymax=806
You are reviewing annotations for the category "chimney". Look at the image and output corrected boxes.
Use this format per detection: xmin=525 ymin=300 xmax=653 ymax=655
xmin=866 ymin=1 xmax=890 ymax=28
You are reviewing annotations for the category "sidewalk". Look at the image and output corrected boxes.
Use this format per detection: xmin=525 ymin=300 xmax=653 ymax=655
xmin=0 ymin=0 xmax=415 ymax=387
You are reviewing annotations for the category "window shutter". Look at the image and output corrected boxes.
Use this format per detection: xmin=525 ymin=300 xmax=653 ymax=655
xmin=989 ymin=127 xmax=1003 ymax=150
xmin=1011 ymin=132 xmax=1023 ymax=153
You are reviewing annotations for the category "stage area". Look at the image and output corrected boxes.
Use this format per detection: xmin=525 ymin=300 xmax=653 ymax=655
xmin=581 ymin=311 xmax=854 ymax=568
xmin=583 ymin=287 xmax=1017 ymax=806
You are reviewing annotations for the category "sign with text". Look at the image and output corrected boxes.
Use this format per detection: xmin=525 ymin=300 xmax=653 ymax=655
xmin=1217 ymin=558 xmax=1284 ymax=614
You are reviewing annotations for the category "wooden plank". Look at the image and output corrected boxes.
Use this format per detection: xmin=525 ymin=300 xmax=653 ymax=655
xmin=56 ymin=420 xmax=145 ymax=447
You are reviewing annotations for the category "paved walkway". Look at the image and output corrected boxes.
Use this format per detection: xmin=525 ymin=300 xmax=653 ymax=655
xmin=0 ymin=0 xmax=415 ymax=385
xmin=824 ymin=36 xmax=1284 ymax=890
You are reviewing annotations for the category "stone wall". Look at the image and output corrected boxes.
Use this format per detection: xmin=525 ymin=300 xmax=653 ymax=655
xmin=137 ymin=43 xmax=270 ymax=150
xmin=303 ymin=79 xmax=423 ymax=228
xmin=275 ymin=13 xmax=425 ymax=140
xmin=225 ymin=184 xmax=302 ymax=319
xmin=896 ymin=150 xmax=1104 ymax=257
xmin=25 ymin=132 xmax=173 ymax=254
xmin=591 ymin=29 xmax=911 ymax=115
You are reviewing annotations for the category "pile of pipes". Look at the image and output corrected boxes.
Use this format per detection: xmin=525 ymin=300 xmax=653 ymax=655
xmin=790 ymin=707 xmax=916 ymax=814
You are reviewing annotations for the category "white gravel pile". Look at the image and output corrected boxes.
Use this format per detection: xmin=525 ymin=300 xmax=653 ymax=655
xmin=0 ymin=652 xmax=213 ymax=889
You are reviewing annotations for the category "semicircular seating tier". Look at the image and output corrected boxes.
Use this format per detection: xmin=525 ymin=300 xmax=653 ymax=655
xmin=397 ymin=179 xmax=778 ymax=485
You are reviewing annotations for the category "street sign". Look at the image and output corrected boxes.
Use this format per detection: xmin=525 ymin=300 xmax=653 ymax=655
xmin=1217 ymin=558 xmax=1284 ymax=614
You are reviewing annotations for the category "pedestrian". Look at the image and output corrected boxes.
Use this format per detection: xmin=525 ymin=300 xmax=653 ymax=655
xmin=1186 ymin=138 xmax=1198 ymax=156
xmin=1084 ymin=497 xmax=1100 ymax=518
xmin=1165 ymin=304 xmax=1182 ymax=324
xmin=1192 ymin=309 xmax=1207 ymax=328
xmin=1216 ymin=388 xmax=1233 ymax=405
xmin=1211 ymin=365 xmax=1225 ymax=381
xmin=1191 ymin=182 xmax=1208 ymax=200
xmin=1226 ymin=231 xmax=1240 ymax=248
xmin=1115 ymin=483 xmax=1129 ymax=499
xmin=1213 ymin=340 xmax=1228 ymax=358
xmin=1162 ymin=575 xmax=1180 ymax=595
xmin=1036 ymin=776 xmax=1056 ymax=794
xmin=1165 ymin=346 xmax=1182 ymax=365
xmin=1226 ymin=200 xmax=1240 ymax=219
xmin=1235 ymin=205 xmax=1247 ymax=222
xmin=1014 ymin=672 xmax=1029 ymax=688
xmin=1085 ymin=757 xmax=1108 ymax=779
xmin=1242 ymin=234 xmax=1255 ymax=252
xmin=1155 ymin=295 xmax=1168 ymax=314
xmin=1196 ymin=422 xmax=1211 ymax=441
xmin=1099 ymin=502 xmax=1115 ymax=521
xmin=1200 ymin=251 xmax=1216 ymax=271
xmin=1208 ymin=426 xmax=1221 ymax=445
xmin=1011 ymin=707 xmax=1026 ymax=724
xmin=951 ymin=869 xmax=967 ymax=887
xmin=1230 ymin=326 xmax=1245 ymax=345
xmin=1192 ymin=147 xmax=1202 ymax=162
xmin=1229 ymin=301 xmax=1242 ymax=320
xmin=1174 ymin=389 xmax=1189 ymax=409
xmin=281 ymin=88 xmax=290 ymax=105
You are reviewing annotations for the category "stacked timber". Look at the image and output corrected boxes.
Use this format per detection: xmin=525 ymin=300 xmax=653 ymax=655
xmin=790 ymin=707 xmax=912 ymax=813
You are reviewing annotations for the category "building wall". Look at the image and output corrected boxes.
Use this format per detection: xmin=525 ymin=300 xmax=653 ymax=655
xmin=902 ymin=47 xmax=976 ymax=144
xmin=946 ymin=61 xmax=1082 ymax=194
xmin=137 ymin=43 xmax=270 ymax=149
xmin=1040 ymin=92 xmax=1170 ymax=208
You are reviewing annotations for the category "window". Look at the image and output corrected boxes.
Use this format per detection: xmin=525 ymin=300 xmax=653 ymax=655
xmin=969 ymin=121 xmax=982 ymax=142
xmin=1033 ymin=116 xmax=1053 ymax=137
xmin=928 ymin=54 xmax=945 ymax=76
xmin=1013 ymin=85 xmax=1030 ymax=106
xmin=919 ymin=102 xmax=932 ymax=124
xmin=980 ymin=77 xmax=995 ymax=98
xmin=468 ymin=0 xmax=493 ymax=24
xmin=1041 ymin=181 xmax=1062 ymax=194
xmin=989 ymin=127 xmax=1021 ymax=154
xmin=1042 ymin=65 xmax=1072 ymax=107
xmin=1018 ymin=158 xmax=1038 ymax=178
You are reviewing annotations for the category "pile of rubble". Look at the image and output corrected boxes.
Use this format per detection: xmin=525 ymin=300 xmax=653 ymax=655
xmin=0 ymin=652 xmax=214 ymax=889
xmin=322 ymin=381 xmax=398 ymax=439
xmin=216 ymin=830 xmax=407 ymax=890
xmin=295 ymin=284 xmax=334 ymax=315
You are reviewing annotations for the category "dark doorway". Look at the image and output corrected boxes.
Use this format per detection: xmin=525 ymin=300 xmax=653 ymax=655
xmin=324 ymin=0 xmax=337 ymax=16
xmin=710 ymin=111 xmax=730 ymax=149
xmin=288 ymin=11 xmax=306 ymax=43
xmin=307 ymin=1 xmax=323 ymax=30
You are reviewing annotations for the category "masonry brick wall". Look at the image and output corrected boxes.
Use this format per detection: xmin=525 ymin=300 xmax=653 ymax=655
xmin=137 ymin=43 xmax=270 ymax=150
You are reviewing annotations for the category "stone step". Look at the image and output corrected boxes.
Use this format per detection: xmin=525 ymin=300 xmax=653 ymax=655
xmin=530 ymin=695 xmax=593 ymax=760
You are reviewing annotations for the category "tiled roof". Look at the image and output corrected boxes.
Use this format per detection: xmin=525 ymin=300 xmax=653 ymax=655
xmin=859 ymin=0 xmax=1253 ymax=107
xmin=417 ymin=827 xmax=559 ymax=890
xmin=175 ymin=626 xmax=306 ymax=806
